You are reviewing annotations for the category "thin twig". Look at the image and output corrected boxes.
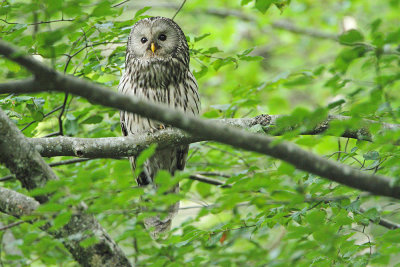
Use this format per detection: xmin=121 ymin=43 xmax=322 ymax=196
xmin=112 ymin=0 xmax=130 ymax=8
xmin=326 ymin=151 xmax=363 ymax=167
xmin=209 ymin=224 xmax=257 ymax=235
xmin=43 ymin=132 xmax=61 ymax=138
xmin=0 ymin=175 xmax=13 ymax=182
xmin=197 ymin=171 xmax=231 ymax=178
xmin=0 ymin=158 xmax=93 ymax=182
xmin=344 ymin=138 xmax=350 ymax=153
xmin=189 ymin=174 xmax=231 ymax=188
xmin=57 ymin=93 xmax=69 ymax=136
xmin=21 ymin=105 xmax=63 ymax=132
xmin=48 ymin=158 xmax=92 ymax=167
xmin=172 ymin=0 xmax=187 ymax=20
xmin=377 ymin=216 xmax=400 ymax=229
xmin=0 ymin=221 xmax=24 ymax=231
xmin=0 ymin=18 xmax=74 ymax=25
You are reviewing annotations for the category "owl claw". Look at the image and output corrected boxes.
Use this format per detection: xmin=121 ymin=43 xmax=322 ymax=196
xmin=148 ymin=124 xmax=167 ymax=134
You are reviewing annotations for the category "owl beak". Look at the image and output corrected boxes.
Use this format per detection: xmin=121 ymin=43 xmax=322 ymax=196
xmin=151 ymin=43 xmax=156 ymax=53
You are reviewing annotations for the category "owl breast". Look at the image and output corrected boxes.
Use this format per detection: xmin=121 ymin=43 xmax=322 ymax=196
xmin=118 ymin=57 xmax=200 ymax=134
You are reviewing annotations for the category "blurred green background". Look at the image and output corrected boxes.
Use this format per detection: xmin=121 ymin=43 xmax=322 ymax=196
xmin=1 ymin=0 xmax=400 ymax=266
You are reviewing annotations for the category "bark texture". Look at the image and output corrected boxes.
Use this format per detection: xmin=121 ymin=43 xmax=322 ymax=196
xmin=0 ymin=108 xmax=131 ymax=266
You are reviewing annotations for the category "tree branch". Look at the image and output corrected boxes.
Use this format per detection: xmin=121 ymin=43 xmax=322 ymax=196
xmin=0 ymin=18 xmax=74 ymax=25
xmin=0 ymin=221 xmax=24 ymax=231
xmin=0 ymin=107 xmax=131 ymax=266
xmin=0 ymin=158 xmax=92 ymax=182
xmin=14 ymin=115 xmax=400 ymax=158
xmin=1 ymin=39 xmax=400 ymax=200
xmin=0 ymin=187 xmax=39 ymax=218
xmin=0 ymin=107 xmax=58 ymax=203
xmin=359 ymin=207 xmax=400 ymax=230
xmin=194 ymin=8 xmax=400 ymax=56
xmin=189 ymin=174 xmax=231 ymax=188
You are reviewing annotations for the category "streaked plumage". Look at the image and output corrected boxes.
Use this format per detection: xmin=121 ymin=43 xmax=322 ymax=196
xmin=118 ymin=17 xmax=200 ymax=236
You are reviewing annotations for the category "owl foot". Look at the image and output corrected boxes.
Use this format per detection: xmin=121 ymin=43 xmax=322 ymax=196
xmin=148 ymin=124 xmax=170 ymax=134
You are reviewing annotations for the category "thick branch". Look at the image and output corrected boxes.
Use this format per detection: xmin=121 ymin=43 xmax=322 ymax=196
xmin=26 ymin=116 xmax=270 ymax=158
xmin=0 ymin=187 xmax=39 ymax=217
xmin=0 ymin=158 xmax=91 ymax=182
xmin=3 ymin=115 xmax=392 ymax=158
xmin=0 ymin=106 xmax=57 ymax=202
xmin=1 ymin=40 xmax=400 ymax=200
xmin=0 ymin=107 xmax=131 ymax=266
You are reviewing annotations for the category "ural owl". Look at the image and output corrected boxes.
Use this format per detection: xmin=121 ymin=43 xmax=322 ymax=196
xmin=118 ymin=17 xmax=200 ymax=236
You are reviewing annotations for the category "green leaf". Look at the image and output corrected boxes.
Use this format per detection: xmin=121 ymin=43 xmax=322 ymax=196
xmin=212 ymin=57 xmax=236 ymax=70
xmin=363 ymin=151 xmax=379 ymax=160
xmin=305 ymin=210 xmax=326 ymax=226
xmin=370 ymin=19 xmax=382 ymax=34
xmin=241 ymin=0 xmax=253 ymax=5
xmin=196 ymin=182 xmax=212 ymax=198
xmin=328 ymin=99 xmax=345 ymax=109
xmin=379 ymin=229 xmax=400 ymax=243
xmin=91 ymin=1 xmax=115 ymax=17
xmin=344 ymin=199 xmax=361 ymax=212
xmin=26 ymin=99 xmax=45 ymax=122
xmin=81 ymin=115 xmax=103 ymax=124
xmin=194 ymin=33 xmax=211 ymax=42
xmin=79 ymin=236 xmax=99 ymax=248
xmin=385 ymin=28 xmax=400 ymax=43
xmin=65 ymin=114 xmax=79 ymax=136
xmin=134 ymin=144 xmax=157 ymax=176
xmin=52 ymin=211 xmax=72 ymax=230
xmin=239 ymin=55 xmax=263 ymax=61
xmin=4 ymin=60 xmax=21 ymax=72
xmin=255 ymin=0 xmax=273 ymax=13
xmin=37 ymin=203 xmax=65 ymax=212
xmin=362 ymin=208 xmax=379 ymax=223
xmin=203 ymin=47 xmax=222 ymax=54
xmin=193 ymin=65 xmax=208 ymax=79
xmin=338 ymin=29 xmax=364 ymax=44
xmin=134 ymin=6 xmax=151 ymax=18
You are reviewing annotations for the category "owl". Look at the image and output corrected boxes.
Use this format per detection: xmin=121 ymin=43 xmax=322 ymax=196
xmin=118 ymin=17 xmax=200 ymax=236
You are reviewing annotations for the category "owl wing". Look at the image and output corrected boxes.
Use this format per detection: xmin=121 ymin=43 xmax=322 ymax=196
xmin=118 ymin=69 xmax=200 ymax=181
xmin=172 ymin=71 xmax=200 ymax=172
xmin=176 ymin=146 xmax=188 ymax=170
xmin=120 ymin=111 xmax=128 ymax=137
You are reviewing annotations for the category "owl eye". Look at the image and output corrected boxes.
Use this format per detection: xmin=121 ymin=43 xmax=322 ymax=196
xmin=158 ymin=34 xmax=167 ymax=41
xmin=140 ymin=37 xmax=148 ymax=44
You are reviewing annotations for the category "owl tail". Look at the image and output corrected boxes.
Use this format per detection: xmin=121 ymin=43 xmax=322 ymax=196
xmin=142 ymin=185 xmax=180 ymax=239
xmin=143 ymin=197 xmax=179 ymax=239
xmin=129 ymin=156 xmax=180 ymax=238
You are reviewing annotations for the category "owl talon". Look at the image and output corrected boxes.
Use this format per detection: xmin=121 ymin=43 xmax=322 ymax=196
xmin=148 ymin=125 xmax=167 ymax=134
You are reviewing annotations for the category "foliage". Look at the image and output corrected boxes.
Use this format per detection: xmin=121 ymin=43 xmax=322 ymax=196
xmin=1 ymin=0 xmax=400 ymax=266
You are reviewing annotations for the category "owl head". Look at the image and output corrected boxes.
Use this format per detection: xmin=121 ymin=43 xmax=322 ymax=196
xmin=127 ymin=17 xmax=189 ymax=66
